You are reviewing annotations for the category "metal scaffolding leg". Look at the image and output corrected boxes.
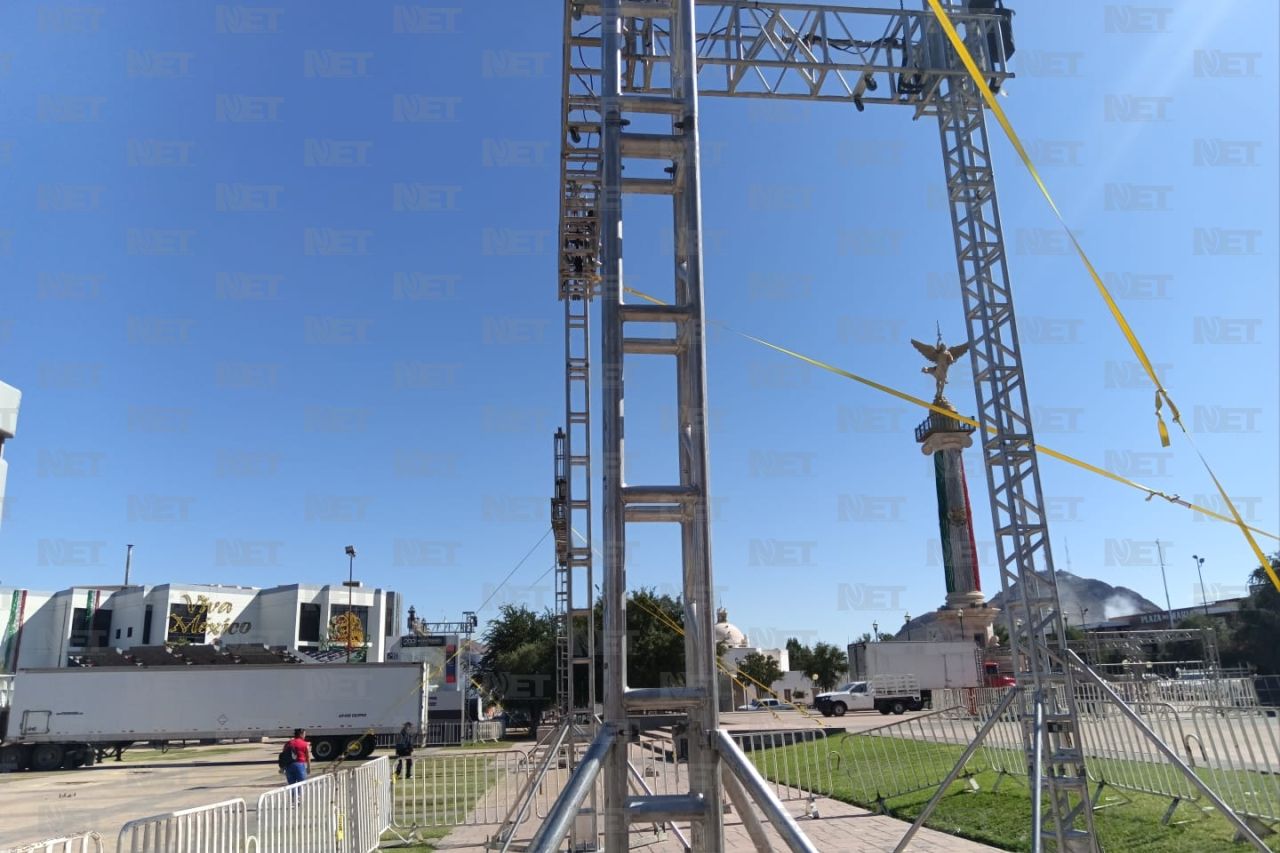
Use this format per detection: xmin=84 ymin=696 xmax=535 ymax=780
xmin=597 ymin=2 xmax=630 ymax=848
xmin=602 ymin=0 xmax=728 ymax=848
xmin=554 ymin=0 xmax=602 ymax=844
xmin=934 ymin=21 xmax=1097 ymax=850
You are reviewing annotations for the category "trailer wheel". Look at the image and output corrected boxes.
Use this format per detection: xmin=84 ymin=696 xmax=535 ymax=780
xmin=31 ymin=744 xmax=65 ymax=772
xmin=345 ymin=736 xmax=375 ymax=760
xmin=312 ymin=738 xmax=341 ymax=761
xmin=63 ymin=746 xmax=89 ymax=769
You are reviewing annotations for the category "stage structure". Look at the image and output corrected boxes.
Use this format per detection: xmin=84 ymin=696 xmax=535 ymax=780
xmin=542 ymin=2 xmax=1107 ymax=850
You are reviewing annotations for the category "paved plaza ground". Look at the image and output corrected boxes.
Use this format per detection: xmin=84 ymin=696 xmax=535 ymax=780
xmin=431 ymin=782 xmax=999 ymax=853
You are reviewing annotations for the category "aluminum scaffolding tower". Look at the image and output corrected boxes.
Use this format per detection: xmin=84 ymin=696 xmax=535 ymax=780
xmin=544 ymin=1 xmax=1107 ymax=850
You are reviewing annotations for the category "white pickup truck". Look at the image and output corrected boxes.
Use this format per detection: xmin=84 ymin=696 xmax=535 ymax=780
xmin=814 ymin=674 xmax=922 ymax=716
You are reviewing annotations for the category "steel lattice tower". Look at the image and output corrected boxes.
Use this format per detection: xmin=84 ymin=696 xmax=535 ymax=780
xmin=542 ymin=2 xmax=1108 ymax=850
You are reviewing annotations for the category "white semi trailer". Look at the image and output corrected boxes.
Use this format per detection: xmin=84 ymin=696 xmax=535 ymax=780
xmin=0 ymin=662 xmax=428 ymax=772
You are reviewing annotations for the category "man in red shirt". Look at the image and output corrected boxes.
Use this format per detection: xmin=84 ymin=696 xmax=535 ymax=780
xmin=284 ymin=728 xmax=311 ymax=785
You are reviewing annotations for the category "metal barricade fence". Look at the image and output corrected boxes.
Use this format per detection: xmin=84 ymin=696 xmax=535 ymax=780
xmin=257 ymin=772 xmax=338 ymax=853
xmin=391 ymin=749 xmax=530 ymax=828
xmin=117 ymin=799 xmax=254 ymax=853
xmin=839 ymin=706 xmax=1002 ymax=808
xmin=532 ymin=743 xmax=585 ymax=819
xmin=0 ymin=833 xmax=103 ymax=853
xmin=345 ymin=757 xmax=392 ymax=853
xmin=473 ymin=720 xmax=505 ymax=742
xmin=937 ymin=687 xmax=1206 ymax=810
xmin=728 ymin=729 xmax=836 ymax=802
xmin=1188 ymin=706 xmax=1280 ymax=824
xmin=627 ymin=736 xmax=686 ymax=798
xmin=1105 ymin=678 xmax=1258 ymax=710
xmin=1075 ymin=701 xmax=1200 ymax=815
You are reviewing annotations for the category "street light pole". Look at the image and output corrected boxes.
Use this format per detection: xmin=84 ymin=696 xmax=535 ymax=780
xmin=1156 ymin=539 xmax=1174 ymax=628
xmin=1193 ymin=555 xmax=1208 ymax=616
xmin=461 ymin=610 xmax=477 ymax=742
xmin=344 ymin=545 xmax=357 ymax=662
xmin=904 ymin=612 xmax=911 ymax=641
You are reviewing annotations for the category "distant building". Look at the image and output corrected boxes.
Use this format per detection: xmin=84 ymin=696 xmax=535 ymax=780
xmin=713 ymin=607 xmax=790 ymax=710
xmin=1088 ymin=597 xmax=1246 ymax=631
xmin=0 ymin=582 xmax=401 ymax=672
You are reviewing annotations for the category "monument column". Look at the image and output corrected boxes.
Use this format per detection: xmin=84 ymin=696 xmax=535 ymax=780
xmin=912 ymin=333 xmax=998 ymax=646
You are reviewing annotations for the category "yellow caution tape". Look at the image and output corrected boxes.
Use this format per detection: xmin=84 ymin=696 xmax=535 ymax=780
xmin=624 ymin=285 xmax=1277 ymax=542
xmin=926 ymin=0 xmax=1279 ymax=591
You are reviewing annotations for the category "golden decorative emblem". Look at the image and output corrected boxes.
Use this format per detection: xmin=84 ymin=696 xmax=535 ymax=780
xmin=330 ymin=612 xmax=365 ymax=647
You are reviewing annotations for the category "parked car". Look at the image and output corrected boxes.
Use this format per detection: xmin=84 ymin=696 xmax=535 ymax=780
xmin=735 ymin=698 xmax=794 ymax=711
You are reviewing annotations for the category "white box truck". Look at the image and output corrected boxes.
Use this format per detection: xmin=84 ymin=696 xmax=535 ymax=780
xmin=846 ymin=640 xmax=1015 ymax=708
xmin=0 ymin=662 xmax=428 ymax=772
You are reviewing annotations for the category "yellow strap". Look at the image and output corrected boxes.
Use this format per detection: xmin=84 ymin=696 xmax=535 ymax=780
xmin=925 ymin=0 xmax=1277 ymax=590
xmin=624 ymin=285 xmax=1277 ymax=542
xmin=924 ymin=0 xmax=1177 ymax=444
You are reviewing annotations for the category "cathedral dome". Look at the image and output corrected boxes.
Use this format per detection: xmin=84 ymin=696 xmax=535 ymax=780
xmin=713 ymin=607 xmax=749 ymax=647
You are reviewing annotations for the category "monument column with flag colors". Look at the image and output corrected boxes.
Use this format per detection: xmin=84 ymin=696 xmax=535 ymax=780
xmin=912 ymin=334 xmax=998 ymax=646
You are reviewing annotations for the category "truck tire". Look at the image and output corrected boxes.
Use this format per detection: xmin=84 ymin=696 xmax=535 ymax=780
xmin=831 ymin=702 xmax=847 ymax=717
xmin=31 ymin=744 xmax=65 ymax=772
xmin=345 ymin=736 xmax=375 ymax=760
xmin=878 ymin=706 xmax=891 ymax=715
xmin=891 ymin=701 xmax=907 ymax=715
xmin=312 ymin=738 xmax=341 ymax=761
xmin=63 ymin=745 xmax=90 ymax=769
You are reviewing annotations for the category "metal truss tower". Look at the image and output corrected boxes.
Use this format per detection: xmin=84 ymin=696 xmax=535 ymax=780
xmin=549 ymin=0 xmax=604 ymax=846
xmin=546 ymin=2 xmax=1103 ymax=850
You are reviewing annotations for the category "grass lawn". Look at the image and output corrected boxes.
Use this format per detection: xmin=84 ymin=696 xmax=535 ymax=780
xmin=380 ymin=826 xmax=448 ymax=852
xmin=749 ymin=733 xmax=1280 ymax=852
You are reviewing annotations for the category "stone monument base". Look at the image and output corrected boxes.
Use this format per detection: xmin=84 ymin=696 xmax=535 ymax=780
xmin=931 ymin=601 xmax=999 ymax=647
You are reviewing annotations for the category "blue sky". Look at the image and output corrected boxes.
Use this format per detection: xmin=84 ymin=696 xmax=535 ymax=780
xmin=0 ymin=2 xmax=1276 ymax=649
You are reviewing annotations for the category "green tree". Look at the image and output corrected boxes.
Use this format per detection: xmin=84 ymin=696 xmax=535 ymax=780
xmin=786 ymin=637 xmax=813 ymax=674
xmin=736 ymin=652 xmax=783 ymax=691
xmin=809 ymin=642 xmax=849 ymax=691
xmin=590 ymin=588 xmax=729 ymax=690
xmin=476 ymin=604 xmax=556 ymax=738
xmin=1232 ymin=557 xmax=1280 ymax=675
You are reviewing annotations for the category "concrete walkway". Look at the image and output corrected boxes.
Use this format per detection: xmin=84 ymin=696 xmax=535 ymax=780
xmin=427 ymin=773 xmax=1000 ymax=852
xmin=430 ymin=791 xmax=999 ymax=852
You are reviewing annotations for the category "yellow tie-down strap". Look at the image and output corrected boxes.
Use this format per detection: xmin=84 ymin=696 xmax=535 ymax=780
xmin=623 ymin=284 xmax=1277 ymax=545
xmin=925 ymin=0 xmax=1279 ymax=592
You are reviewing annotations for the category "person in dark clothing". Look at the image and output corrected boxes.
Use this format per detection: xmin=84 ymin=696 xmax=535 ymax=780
xmin=394 ymin=722 xmax=416 ymax=779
